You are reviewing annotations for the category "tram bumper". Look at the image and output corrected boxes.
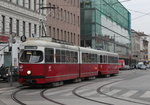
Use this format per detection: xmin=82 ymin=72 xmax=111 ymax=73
xmin=19 ymin=75 xmax=45 ymax=84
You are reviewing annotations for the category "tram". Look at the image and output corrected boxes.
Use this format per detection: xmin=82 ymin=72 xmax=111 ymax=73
xmin=18 ymin=38 xmax=119 ymax=85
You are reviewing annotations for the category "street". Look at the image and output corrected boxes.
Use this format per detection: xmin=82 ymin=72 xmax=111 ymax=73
xmin=0 ymin=69 xmax=150 ymax=105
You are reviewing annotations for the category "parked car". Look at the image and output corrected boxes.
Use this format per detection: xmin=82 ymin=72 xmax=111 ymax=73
xmin=139 ymin=65 xmax=147 ymax=70
xmin=136 ymin=64 xmax=147 ymax=70
xmin=0 ymin=66 xmax=18 ymax=82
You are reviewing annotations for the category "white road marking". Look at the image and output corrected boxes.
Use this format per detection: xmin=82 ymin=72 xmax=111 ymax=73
xmin=45 ymin=89 xmax=72 ymax=96
xmin=25 ymin=91 xmax=40 ymax=95
xmin=82 ymin=91 xmax=97 ymax=96
xmin=107 ymin=89 xmax=121 ymax=96
xmin=63 ymin=89 xmax=89 ymax=96
xmin=140 ymin=91 xmax=150 ymax=98
xmin=77 ymin=89 xmax=89 ymax=93
xmin=121 ymin=90 xmax=138 ymax=98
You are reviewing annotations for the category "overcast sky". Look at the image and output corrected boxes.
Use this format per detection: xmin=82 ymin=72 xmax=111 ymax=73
xmin=119 ymin=0 xmax=150 ymax=35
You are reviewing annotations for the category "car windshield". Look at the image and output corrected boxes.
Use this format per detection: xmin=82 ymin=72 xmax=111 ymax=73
xmin=20 ymin=50 xmax=43 ymax=63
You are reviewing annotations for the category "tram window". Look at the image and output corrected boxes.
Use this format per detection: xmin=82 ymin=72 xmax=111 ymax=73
xmin=45 ymin=48 xmax=54 ymax=63
xmin=103 ymin=56 xmax=105 ymax=63
xmin=74 ymin=52 xmax=78 ymax=62
xmin=108 ymin=56 xmax=111 ymax=63
xmin=66 ymin=51 xmax=70 ymax=62
xmin=56 ymin=50 xmax=61 ymax=62
xmin=91 ymin=54 xmax=97 ymax=63
xmin=88 ymin=54 xmax=91 ymax=63
xmin=114 ymin=57 xmax=118 ymax=63
xmin=61 ymin=50 xmax=66 ymax=62
xmin=20 ymin=50 xmax=43 ymax=63
xmin=103 ymin=55 xmax=105 ymax=63
xmin=108 ymin=56 xmax=114 ymax=63
xmin=82 ymin=53 xmax=86 ymax=63
xmin=105 ymin=56 xmax=107 ymax=63
xmin=100 ymin=55 xmax=103 ymax=63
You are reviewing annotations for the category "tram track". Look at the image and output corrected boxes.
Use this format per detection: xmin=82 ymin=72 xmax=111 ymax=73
xmin=10 ymin=71 xmax=147 ymax=105
xmin=40 ymin=88 xmax=66 ymax=105
xmin=72 ymin=78 xmax=150 ymax=105
xmin=11 ymin=87 xmax=27 ymax=105
xmin=97 ymin=80 xmax=150 ymax=105
xmin=72 ymin=82 xmax=114 ymax=105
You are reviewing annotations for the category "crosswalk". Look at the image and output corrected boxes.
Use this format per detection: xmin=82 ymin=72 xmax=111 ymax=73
xmin=24 ymin=88 xmax=150 ymax=99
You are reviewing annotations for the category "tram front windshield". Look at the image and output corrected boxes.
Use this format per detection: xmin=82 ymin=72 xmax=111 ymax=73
xmin=20 ymin=50 xmax=43 ymax=63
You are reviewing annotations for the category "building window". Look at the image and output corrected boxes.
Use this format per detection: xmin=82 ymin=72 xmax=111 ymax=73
xmin=29 ymin=23 xmax=31 ymax=37
xmin=34 ymin=24 xmax=37 ymax=34
xmin=16 ymin=0 xmax=19 ymax=5
xmin=78 ymin=34 xmax=80 ymax=45
xmin=2 ymin=15 xmax=5 ymax=33
xmin=23 ymin=0 xmax=25 ymax=7
xmin=78 ymin=16 xmax=80 ymax=26
xmin=64 ymin=31 xmax=66 ymax=41
xmin=61 ymin=8 xmax=63 ymax=20
xmin=57 ymin=7 xmax=61 ymax=19
xmin=53 ymin=27 xmax=55 ymax=38
xmin=68 ymin=11 xmax=70 ymax=23
xmin=74 ymin=33 xmax=75 ymax=44
xmin=73 ymin=14 xmax=75 ymax=24
xmin=71 ymin=33 xmax=72 ymax=43
xmin=49 ymin=26 xmax=51 ymax=37
xmin=68 ymin=32 xmax=69 ymax=42
xmin=23 ymin=21 xmax=26 ymax=36
xmin=64 ymin=10 xmax=66 ymax=21
xmin=39 ymin=25 xmax=41 ymax=37
xmin=42 ymin=0 xmax=44 ymax=14
xmin=16 ymin=20 xmax=19 ymax=36
xmin=57 ymin=29 xmax=59 ymax=39
xmin=71 ymin=13 xmax=72 ymax=24
xmin=34 ymin=0 xmax=37 ymax=11
xmin=74 ymin=0 xmax=75 ymax=6
xmin=28 ymin=0 xmax=31 ymax=9
xmin=53 ymin=5 xmax=56 ymax=17
xmin=39 ymin=0 xmax=41 ymax=13
xmin=9 ymin=18 xmax=13 ymax=34
xmin=77 ymin=0 xmax=79 ymax=7
xmin=61 ymin=30 xmax=63 ymax=40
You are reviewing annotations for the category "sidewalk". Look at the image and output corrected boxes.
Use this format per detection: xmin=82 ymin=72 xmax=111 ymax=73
xmin=0 ymin=79 xmax=20 ymax=89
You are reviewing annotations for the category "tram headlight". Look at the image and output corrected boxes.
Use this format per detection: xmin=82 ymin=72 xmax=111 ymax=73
xmin=27 ymin=70 xmax=32 ymax=75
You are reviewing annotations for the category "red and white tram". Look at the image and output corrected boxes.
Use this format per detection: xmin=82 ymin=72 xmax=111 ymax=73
xmin=18 ymin=38 xmax=119 ymax=85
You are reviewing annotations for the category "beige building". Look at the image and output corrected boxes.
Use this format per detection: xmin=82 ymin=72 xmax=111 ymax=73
xmin=131 ymin=30 xmax=149 ymax=63
xmin=46 ymin=0 xmax=80 ymax=46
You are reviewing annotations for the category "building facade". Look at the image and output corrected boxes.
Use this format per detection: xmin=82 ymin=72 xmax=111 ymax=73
xmin=131 ymin=30 xmax=141 ymax=64
xmin=131 ymin=30 xmax=149 ymax=63
xmin=139 ymin=33 xmax=149 ymax=62
xmin=80 ymin=0 xmax=131 ymax=65
xmin=0 ymin=0 xmax=46 ymax=66
xmin=46 ymin=0 xmax=80 ymax=46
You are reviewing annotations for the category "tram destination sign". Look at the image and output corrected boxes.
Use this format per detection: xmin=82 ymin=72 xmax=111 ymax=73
xmin=25 ymin=46 xmax=37 ymax=49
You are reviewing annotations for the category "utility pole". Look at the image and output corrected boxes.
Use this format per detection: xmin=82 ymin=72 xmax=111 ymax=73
xmin=9 ymin=33 xmax=16 ymax=87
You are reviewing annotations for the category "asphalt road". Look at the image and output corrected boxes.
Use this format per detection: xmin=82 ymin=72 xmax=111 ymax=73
xmin=0 ymin=69 xmax=150 ymax=105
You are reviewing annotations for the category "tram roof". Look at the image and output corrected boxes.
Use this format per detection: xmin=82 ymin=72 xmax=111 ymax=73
xmin=80 ymin=47 xmax=118 ymax=56
xmin=21 ymin=38 xmax=79 ymax=50
xmin=21 ymin=38 xmax=118 ymax=56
